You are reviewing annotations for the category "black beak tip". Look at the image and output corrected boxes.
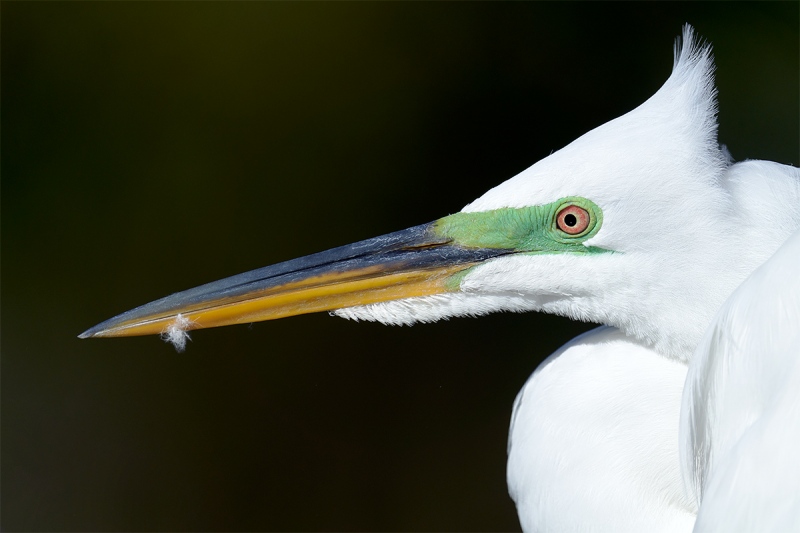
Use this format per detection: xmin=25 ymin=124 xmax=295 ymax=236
xmin=78 ymin=323 xmax=106 ymax=339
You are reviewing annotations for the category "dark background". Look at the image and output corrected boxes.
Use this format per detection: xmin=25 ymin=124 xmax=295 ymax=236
xmin=3 ymin=3 xmax=798 ymax=531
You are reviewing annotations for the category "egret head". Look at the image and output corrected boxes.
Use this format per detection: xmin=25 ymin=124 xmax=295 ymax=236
xmin=339 ymin=26 xmax=734 ymax=358
xmin=81 ymin=27 xmax=764 ymax=360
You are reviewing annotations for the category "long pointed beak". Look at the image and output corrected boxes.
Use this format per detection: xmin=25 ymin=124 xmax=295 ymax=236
xmin=79 ymin=222 xmax=510 ymax=339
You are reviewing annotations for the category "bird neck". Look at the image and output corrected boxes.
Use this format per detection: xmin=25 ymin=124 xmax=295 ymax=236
xmin=596 ymin=161 xmax=800 ymax=362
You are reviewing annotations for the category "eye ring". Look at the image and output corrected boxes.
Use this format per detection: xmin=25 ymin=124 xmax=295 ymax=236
xmin=556 ymin=205 xmax=591 ymax=235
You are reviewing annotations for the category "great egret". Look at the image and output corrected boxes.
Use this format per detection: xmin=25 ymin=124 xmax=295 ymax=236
xmin=80 ymin=27 xmax=800 ymax=531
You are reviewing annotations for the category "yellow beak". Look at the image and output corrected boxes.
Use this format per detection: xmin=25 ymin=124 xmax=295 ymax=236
xmin=79 ymin=222 xmax=510 ymax=339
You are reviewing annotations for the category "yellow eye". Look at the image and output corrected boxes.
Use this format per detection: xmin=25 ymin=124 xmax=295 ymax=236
xmin=556 ymin=205 xmax=590 ymax=235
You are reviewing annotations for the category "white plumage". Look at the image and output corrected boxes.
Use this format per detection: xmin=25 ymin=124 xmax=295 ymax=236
xmin=684 ymin=230 xmax=800 ymax=532
xmin=507 ymin=327 xmax=696 ymax=532
xmin=338 ymin=27 xmax=800 ymax=531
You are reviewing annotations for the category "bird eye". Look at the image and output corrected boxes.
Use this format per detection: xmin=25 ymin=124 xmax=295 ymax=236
xmin=556 ymin=205 xmax=591 ymax=235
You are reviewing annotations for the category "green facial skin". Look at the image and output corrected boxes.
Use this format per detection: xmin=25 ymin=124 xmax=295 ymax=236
xmin=432 ymin=196 xmax=608 ymax=291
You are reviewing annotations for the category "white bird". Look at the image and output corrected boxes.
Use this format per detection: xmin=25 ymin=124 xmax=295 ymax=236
xmin=80 ymin=26 xmax=800 ymax=532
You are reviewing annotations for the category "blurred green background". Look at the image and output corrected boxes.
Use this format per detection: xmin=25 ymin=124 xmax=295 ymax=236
xmin=2 ymin=3 xmax=797 ymax=531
